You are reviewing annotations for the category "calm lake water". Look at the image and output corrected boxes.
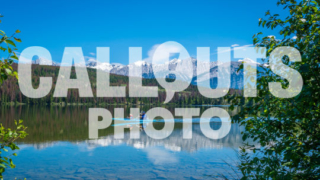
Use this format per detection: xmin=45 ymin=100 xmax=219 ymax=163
xmin=1 ymin=105 xmax=244 ymax=179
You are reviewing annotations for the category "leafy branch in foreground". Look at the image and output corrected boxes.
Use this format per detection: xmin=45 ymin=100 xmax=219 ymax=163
xmin=0 ymin=14 xmax=21 ymax=85
xmin=0 ymin=14 xmax=27 ymax=179
xmin=0 ymin=120 xmax=27 ymax=179
xmin=227 ymin=0 xmax=320 ymax=179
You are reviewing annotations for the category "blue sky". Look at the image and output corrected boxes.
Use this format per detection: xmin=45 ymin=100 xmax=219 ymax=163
xmin=1 ymin=0 xmax=285 ymax=64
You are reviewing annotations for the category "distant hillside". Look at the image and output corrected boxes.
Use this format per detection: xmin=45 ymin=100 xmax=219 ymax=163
xmin=0 ymin=63 xmax=241 ymax=106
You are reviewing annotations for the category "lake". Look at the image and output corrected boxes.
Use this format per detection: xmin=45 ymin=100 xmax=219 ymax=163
xmin=1 ymin=105 xmax=244 ymax=179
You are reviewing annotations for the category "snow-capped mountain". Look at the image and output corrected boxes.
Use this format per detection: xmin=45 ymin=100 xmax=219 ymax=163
xmin=87 ymin=58 xmax=244 ymax=89
xmin=32 ymin=57 xmax=248 ymax=89
xmin=33 ymin=57 xmax=61 ymax=66
xmin=86 ymin=59 xmax=125 ymax=71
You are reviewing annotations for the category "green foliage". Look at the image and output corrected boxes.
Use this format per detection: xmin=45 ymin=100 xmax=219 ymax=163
xmin=0 ymin=14 xmax=21 ymax=85
xmin=0 ymin=120 xmax=27 ymax=179
xmin=0 ymin=14 xmax=27 ymax=179
xmin=228 ymin=0 xmax=320 ymax=179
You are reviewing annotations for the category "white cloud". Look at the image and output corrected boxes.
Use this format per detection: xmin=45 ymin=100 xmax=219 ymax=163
xmin=233 ymin=44 xmax=253 ymax=50
xmin=231 ymin=44 xmax=239 ymax=47
xmin=142 ymin=43 xmax=184 ymax=64
xmin=211 ymin=44 xmax=253 ymax=55
xmin=144 ymin=147 xmax=178 ymax=165
xmin=292 ymin=36 xmax=297 ymax=40
xmin=84 ymin=55 xmax=97 ymax=62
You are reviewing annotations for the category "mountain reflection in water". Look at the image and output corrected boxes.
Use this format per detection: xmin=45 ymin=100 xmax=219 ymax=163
xmin=1 ymin=105 xmax=247 ymax=179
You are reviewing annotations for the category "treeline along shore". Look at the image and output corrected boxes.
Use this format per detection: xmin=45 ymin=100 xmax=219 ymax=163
xmin=0 ymin=63 xmax=241 ymax=106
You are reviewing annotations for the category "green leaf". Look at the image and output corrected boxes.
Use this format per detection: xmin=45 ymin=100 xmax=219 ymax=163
xmin=262 ymin=21 xmax=266 ymax=27
xmin=5 ymin=68 xmax=12 ymax=75
xmin=14 ymin=37 xmax=21 ymax=43
xmin=4 ymin=39 xmax=16 ymax=47
xmin=10 ymin=55 xmax=18 ymax=60
xmin=242 ymin=134 xmax=248 ymax=141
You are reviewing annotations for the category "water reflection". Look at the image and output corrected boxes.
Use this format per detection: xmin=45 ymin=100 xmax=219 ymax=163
xmin=1 ymin=105 xmax=245 ymax=179
xmin=86 ymin=122 xmax=243 ymax=152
